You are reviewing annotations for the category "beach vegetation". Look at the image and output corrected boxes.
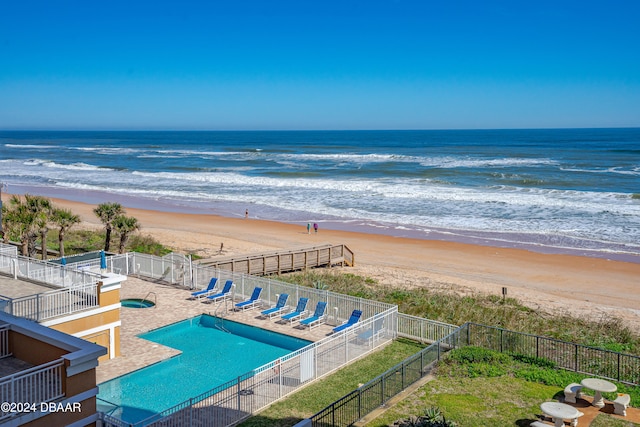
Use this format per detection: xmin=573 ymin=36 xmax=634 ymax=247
xmin=126 ymin=234 xmax=172 ymax=256
xmin=93 ymin=202 xmax=124 ymax=252
xmin=113 ymin=215 xmax=141 ymax=254
xmin=28 ymin=195 xmax=53 ymax=260
xmin=273 ymin=270 xmax=640 ymax=354
xmin=47 ymin=228 xmax=171 ymax=256
xmin=391 ymin=406 xmax=458 ymax=427
xmin=50 ymin=208 xmax=81 ymax=258
xmin=1 ymin=194 xmax=53 ymax=257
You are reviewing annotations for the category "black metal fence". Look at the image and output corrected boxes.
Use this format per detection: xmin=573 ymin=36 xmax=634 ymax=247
xmin=465 ymin=322 xmax=640 ymax=385
xmin=309 ymin=322 xmax=640 ymax=427
xmin=310 ymin=324 xmax=467 ymax=427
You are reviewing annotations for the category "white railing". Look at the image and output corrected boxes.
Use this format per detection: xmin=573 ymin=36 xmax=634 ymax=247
xmin=0 ymin=244 xmax=17 ymax=257
xmin=0 ymin=358 xmax=65 ymax=421
xmin=96 ymin=252 xmax=394 ymax=329
xmin=3 ymin=283 xmax=100 ymax=322
xmin=0 ymin=251 xmax=100 ymax=288
xmin=0 ymin=324 xmax=9 ymax=358
xmin=100 ymin=307 xmax=398 ymax=427
xmin=397 ymin=313 xmax=459 ymax=343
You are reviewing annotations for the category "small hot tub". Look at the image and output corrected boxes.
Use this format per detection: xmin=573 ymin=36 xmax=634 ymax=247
xmin=121 ymin=298 xmax=156 ymax=309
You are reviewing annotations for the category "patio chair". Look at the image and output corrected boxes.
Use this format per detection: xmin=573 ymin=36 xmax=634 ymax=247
xmin=234 ymin=287 xmax=263 ymax=311
xmin=563 ymin=382 xmax=582 ymax=403
xmin=280 ymin=297 xmax=309 ymax=325
xmin=614 ymin=393 xmax=630 ymax=416
xmin=190 ymin=277 xmax=217 ymax=299
xmin=357 ymin=316 xmax=385 ymax=343
xmin=299 ymin=301 xmax=327 ymax=330
xmin=206 ymin=280 xmax=234 ymax=303
xmin=261 ymin=293 xmax=289 ymax=319
xmin=333 ymin=309 xmax=362 ymax=333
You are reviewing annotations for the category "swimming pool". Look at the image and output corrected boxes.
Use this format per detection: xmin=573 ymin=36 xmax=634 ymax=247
xmin=120 ymin=298 xmax=156 ymax=308
xmin=98 ymin=315 xmax=311 ymax=425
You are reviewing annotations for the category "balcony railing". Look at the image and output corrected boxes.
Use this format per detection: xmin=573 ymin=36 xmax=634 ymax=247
xmin=1 ymin=282 xmax=100 ymax=322
xmin=0 ymin=358 xmax=65 ymax=421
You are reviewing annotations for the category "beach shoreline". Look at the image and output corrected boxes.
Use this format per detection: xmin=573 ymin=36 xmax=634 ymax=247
xmin=4 ymin=192 xmax=640 ymax=333
xmin=6 ymin=183 xmax=640 ymax=264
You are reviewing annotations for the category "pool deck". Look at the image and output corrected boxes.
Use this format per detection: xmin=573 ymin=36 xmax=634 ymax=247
xmin=96 ymin=277 xmax=337 ymax=384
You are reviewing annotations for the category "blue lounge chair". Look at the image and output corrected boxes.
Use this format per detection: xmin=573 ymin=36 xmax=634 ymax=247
xmin=357 ymin=316 xmax=385 ymax=343
xmin=191 ymin=277 xmax=217 ymax=299
xmin=280 ymin=297 xmax=309 ymax=325
xmin=235 ymin=287 xmax=262 ymax=311
xmin=299 ymin=301 xmax=327 ymax=330
xmin=333 ymin=309 xmax=362 ymax=333
xmin=261 ymin=293 xmax=289 ymax=319
xmin=206 ymin=280 xmax=234 ymax=303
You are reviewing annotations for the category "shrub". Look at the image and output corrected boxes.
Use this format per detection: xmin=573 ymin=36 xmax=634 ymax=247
xmin=391 ymin=406 xmax=458 ymax=427
xmin=447 ymin=346 xmax=511 ymax=365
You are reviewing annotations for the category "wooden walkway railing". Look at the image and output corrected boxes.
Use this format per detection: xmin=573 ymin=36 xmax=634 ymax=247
xmin=196 ymin=243 xmax=354 ymax=275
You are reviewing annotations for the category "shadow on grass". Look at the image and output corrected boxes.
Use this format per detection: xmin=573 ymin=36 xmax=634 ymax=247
xmin=238 ymin=415 xmax=304 ymax=427
xmin=516 ymin=419 xmax=542 ymax=426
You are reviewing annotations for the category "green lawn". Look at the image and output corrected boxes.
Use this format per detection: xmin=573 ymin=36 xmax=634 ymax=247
xmin=591 ymin=414 xmax=640 ymax=427
xmin=366 ymin=347 xmax=640 ymax=427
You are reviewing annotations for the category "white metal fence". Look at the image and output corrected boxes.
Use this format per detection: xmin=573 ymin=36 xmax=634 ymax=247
xmin=0 ymin=251 xmax=100 ymax=289
xmin=0 ymin=324 xmax=9 ymax=358
xmin=2 ymin=283 xmax=100 ymax=322
xmin=397 ymin=313 xmax=459 ymax=343
xmin=68 ymin=250 xmax=455 ymax=427
xmin=0 ymin=358 xmax=65 ymax=422
xmin=0 ymin=244 xmax=17 ymax=257
xmin=100 ymin=307 xmax=398 ymax=427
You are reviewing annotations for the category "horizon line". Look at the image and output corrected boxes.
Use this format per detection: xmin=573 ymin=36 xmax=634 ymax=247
xmin=1 ymin=126 xmax=639 ymax=133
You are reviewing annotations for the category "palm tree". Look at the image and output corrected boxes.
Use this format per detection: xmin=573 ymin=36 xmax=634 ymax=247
xmin=94 ymin=202 xmax=124 ymax=252
xmin=2 ymin=194 xmax=53 ymax=257
xmin=51 ymin=208 xmax=81 ymax=258
xmin=113 ymin=215 xmax=141 ymax=254
xmin=0 ymin=202 xmax=7 ymax=242
xmin=25 ymin=195 xmax=53 ymax=260
xmin=3 ymin=195 xmax=36 ymax=255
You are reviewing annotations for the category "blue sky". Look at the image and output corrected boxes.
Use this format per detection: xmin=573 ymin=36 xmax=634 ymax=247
xmin=1 ymin=0 xmax=639 ymax=130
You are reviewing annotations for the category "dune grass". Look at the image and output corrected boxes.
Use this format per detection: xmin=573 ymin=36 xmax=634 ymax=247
xmin=47 ymin=228 xmax=172 ymax=256
xmin=273 ymin=270 xmax=640 ymax=354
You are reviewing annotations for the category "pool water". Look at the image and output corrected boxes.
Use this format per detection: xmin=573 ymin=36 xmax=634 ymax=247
xmin=98 ymin=315 xmax=311 ymax=424
xmin=121 ymin=298 xmax=155 ymax=308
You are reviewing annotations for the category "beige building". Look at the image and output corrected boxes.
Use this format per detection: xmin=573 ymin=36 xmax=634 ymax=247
xmin=0 ymin=311 xmax=106 ymax=426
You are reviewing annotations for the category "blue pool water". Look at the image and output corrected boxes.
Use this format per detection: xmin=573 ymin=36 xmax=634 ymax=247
xmin=98 ymin=315 xmax=311 ymax=424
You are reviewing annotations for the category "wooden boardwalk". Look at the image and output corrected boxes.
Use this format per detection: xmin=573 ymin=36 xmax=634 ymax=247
xmin=196 ymin=243 xmax=354 ymax=276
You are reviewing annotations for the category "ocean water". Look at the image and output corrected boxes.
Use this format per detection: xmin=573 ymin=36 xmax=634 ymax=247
xmin=1 ymin=129 xmax=639 ymax=261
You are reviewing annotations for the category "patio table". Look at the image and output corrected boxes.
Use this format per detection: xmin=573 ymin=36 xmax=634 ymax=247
xmin=580 ymin=377 xmax=617 ymax=408
xmin=540 ymin=401 xmax=581 ymax=427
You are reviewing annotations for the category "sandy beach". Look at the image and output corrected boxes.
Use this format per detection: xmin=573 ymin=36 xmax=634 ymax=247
xmin=14 ymin=195 xmax=640 ymax=333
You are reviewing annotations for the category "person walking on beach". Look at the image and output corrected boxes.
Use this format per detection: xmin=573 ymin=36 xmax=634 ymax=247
xmin=313 ymin=223 xmax=318 ymax=234
xmin=307 ymin=223 xmax=311 ymax=234
xmin=245 ymin=209 xmax=248 ymax=219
